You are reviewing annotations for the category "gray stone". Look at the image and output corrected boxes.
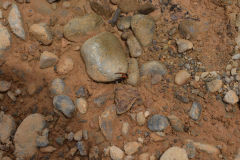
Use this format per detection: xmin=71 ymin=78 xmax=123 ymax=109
xmin=64 ymin=14 xmax=103 ymax=42
xmin=8 ymin=4 xmax=25 ymax=40
xmin=160 ymin=147 xmax=188 ymax=160
xmin=40 ymin=51 xmax=58 ymax=69
xmin=81 ymin=32 xmax=128 ymax=82
xmin=147 ymin=115 xmax=169 ymax=132
xmin=179 ymin=19 xmax=199 ymax=39
xmin=185 ymin=142 xmax=196 ymax=159
xmin=53 ymin=95 xmax=76 ymax=118
xmin=55 ymin=137 xmax=65 ymax=145
xmin=50 ymin=78 xmax=65 ymax=96
xmin=31 ymin=0 xmax=53 ymax=15
xmin=14 ymin=114 xmax=46 ymax=159
xmin=75 ymin=86 xmax=89 ymax=98
xmin=76 ymin=141 xmax=88 ymax=156
xmin=117 ymin=16 xmax=131 ymax=31
xmin=127 ymin=58 xmax=140 ymax=86
xmin=223 ymin=90 xmax=239 ymax=104
xmin=232 ymin=54 xmax=240 ymax=60
xmin=131 ymin=14 xmax=155 ymax=47
xmin=167 ymin=115 xmax=184 ymax=132
xmin=29 ymin=23 xmax=53 ymax=45
xmin=0 ymin=112 xmax=15 ymax=143
xmin=36 ymin=135 xmax=49 ymax=147
xmin=176 ymin=39 xmax=193 ymax=53
xmin=0 ymin=81 xmax=11 ymax=92
xmin=0 ymin=24 xmax=11 ymax=50
xmin=189 ymin=102 xmax=202 ymax=121
xmin=140 ymin=61 xmax=167 ymax=77
xmin=127 ymin=35 xmax=142 ymax=57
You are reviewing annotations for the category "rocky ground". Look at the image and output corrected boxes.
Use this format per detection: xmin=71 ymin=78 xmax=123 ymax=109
xmin=0 ymin=0 xmax=240 ymax=159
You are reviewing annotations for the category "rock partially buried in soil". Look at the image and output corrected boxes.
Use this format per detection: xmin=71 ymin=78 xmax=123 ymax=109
xmin=189 ymin=102 xmax=202 ymax=121
xmin=29 ymin=23 xmax=53 ymax=45
xmin=175 ymin=70 xmax=191 ymax=85
xmin=8 ymin=4 xmax=25 ymax=40
xmin=110 ymin=146 xmax=124 ymax=160
xmin=64 ymin=14 xmax=103 ymax=42
xmin=131 ymin=14 xmax=155 ymax=47
xmin=56 ymin=57 xmax=74 ymax=74
xmin=179 ymin=19 xmax=199 ymax=39
xmin=40 ymin=51 xmax=58 ymax=69
xmin=50 ymin=78 xmax=65 ymax=96
xmin=140 ymin=61 xmax=167 ymax=77
xmin=0 ymin=24 xmax=11 ymax=50
xmin=0 ymin=112 xmax=15 ymax=143
xmin=118 ymin=0 xmax=139 ymax=13
xmin=206 ymin=79 xmax=222 ymax=92
xmin=223 ymin=90 xmax=239 ymax=105
xmin=186 ymin=140 xmax=219 ymax=154
xmin=76 ymin=98 xmax=88 ymax=114
xmin=127 ymin=34 xmax=142 ymax=58
xmin=14 ymin=114 xmax=46 ymax=159
xmin=0 ymin=81 xmax=11 ymax=92
xmin=148 ymin=115 xmax=169 ymax=132
xmin=176 ymin=39 xmax=193 ymax=53
xmin=127 ymin=58 xmax=140 ymax=86
xmin=160 ymin=147 xmax=188 ymax=160
xmin=81 ymin=32 xmax=128 ymax=82
xmin=167 ymin=115 xmax=184 ymax=132
xmin=53 ymin=95 xmax=76 ymax=118
xmin=99 ymin=105 xmax=116 ymax=140
xmin=124 ymin=141 xmax=142 ymax=155
xmin=114 ymin=85 xmax=141 ymax=114
xmin=89 ymin=0 xmax=112 ymax=18
xmin=117 ymin=16 xmax=132 ymax=31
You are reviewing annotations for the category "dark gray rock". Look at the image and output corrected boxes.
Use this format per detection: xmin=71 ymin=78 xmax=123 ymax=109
xmin=75 ymin=86 xmax=89 ymax=98
xmin=147 ymin=115 xmax=169 ymax=132
xmin=185 ymin=142 xmax=196 ymax=159
xmin=189 ymin=102 xmax=202 ymax=120
xmin=76 ymin=141 xmax=88 ymax=156
xmin=53 ymin=95 xmax=75 ymax=118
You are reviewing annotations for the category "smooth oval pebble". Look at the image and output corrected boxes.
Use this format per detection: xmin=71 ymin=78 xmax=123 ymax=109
xmin=53 ymin=95 xmax=75 ymax=118
xmin=189 ymin=101 xmax=202 ymax=121
xmin=81 ymin=32 xmax=128 ymax=82
xmin=160 ymin=147 xmax=188 ymax=160
xmin=148 ymin=115 xmax=169 ymax=132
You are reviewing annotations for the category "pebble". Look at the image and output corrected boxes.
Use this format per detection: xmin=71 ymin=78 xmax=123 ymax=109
xmin=136 ymin=112 xmax=146 ymax=126
xmin=14 ymin=114 xmax=46 ymax=159
xmin=81 ymin=32 xmax=128 ymax=82
xmin=75 ymin=86 xmax=89 ymax=98
xmin=176 ymin=39 xmax=193 ymax=53
xmin=8 ymin=4 xmax=25 ymax=40
xmin=53 ymin=95 xmax=76 ymax=118
xmin=99 ymin=105 xmax=116 ymax=140
xmin=127 ymin=58 xmax=140 ymax=86
xmin=74 ymin=130 xmax=82 ymax=141
xmin=147 ymin=115 xmax=169 ymax=132
xmin=55 ymin=137 xmax=65 ymax=145
xmin=232 ymin=54 xmax=240 ymax=60
xmin=110 ymin=146 xmax=124 ymax=160
xmin=206 ymin=79 xmax=222 ymax=92
xmin=189 ymin=101 xmax=202 ymax=121
xmin=127 ymin=35 xmax=142 ymax=57
xmin=124 ymin=142 xmax=142 ymax=155
xmin=76 ymin=98 xmax=88 ymax=114
xmin=90 ymin=0 xmax=112 ymax=18
xmin=0 ymin=112 xmax=15 ymax=143
xmin=64 ymin=14 xmax=103 ymax=42
xmin=167 ymin=115 xmax=184 ymax=132
xmin=31 ymin=0 xmax=53 ymax=15
xmin=223 ymin=90 xmax=239 ymax=104
xmin=186 ymin=140 xmax=219 ymax=154
xmin=7 ymin=91 xmax=16 ymax=101
xmin=29 ymin=23 xmax=53 ymax=45
xmin=56 ymin=57 xmax=74 ymax=74
xmin=150 ymin=132 xmax=165 ymax=142
xmin=175 ymin=70 xmax=191 ymax=85
xmin=117 ymin=16 xmax=131 ymax=31
xmin=140 ymin=61 xmax=167 ymax=77
xmin=185 ymin=142 xmax=196 ymax=159
xmin=36 ymin=135 xmax=49 ymax=147
xmin=0 ymin=81 xmax=11 ymax=92
xmin=83 ymin=130 xmax=88 ymax=140
xmin=66 ymin=132 xmax=74 ymax=141
xmin=40 ymin=146 xmax=57 ymax=153
xmin=40 ymin=51 xmax=58 ymax=69
xmin=76 ymin=141 xmax=88 ymax=156
xmin=179 ymin=19 xmax=199 ymax=39
xmin=122 ymin=122 xmax=129 ymax=136
xmin=131 ymin=14 xmax=155 ymax=46
xmin=160 ymin=147 xmax=188 ymax=160
xmin=0 ymin=24 xmax=11 ymax=50
xmin=50 ymin=78 xmax=65 ymax=96
xmin=119 ymin=0 xmax=139 ymax=13
xmin=139 ymin=153 xmax=150 ymax=160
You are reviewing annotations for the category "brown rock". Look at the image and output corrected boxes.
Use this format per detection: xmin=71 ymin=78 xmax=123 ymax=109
xmin=118 ymin=0 xmax=139 ymax=13
xmin=90 ymin=0 xmax=112 ymax=18
xmin=175 ymin=70 xmax=191 ymax=85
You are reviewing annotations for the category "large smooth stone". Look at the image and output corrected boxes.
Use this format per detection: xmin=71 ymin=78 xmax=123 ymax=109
xmin=64 ymin=14 xmax=103 ymax=42
xmin=14 ymin=114 xmax=46 ymax=159
xmin=8 ymin=4 xmax=25 ymax=40
xmin=81 ymin=32 xmax=128 ymax=82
